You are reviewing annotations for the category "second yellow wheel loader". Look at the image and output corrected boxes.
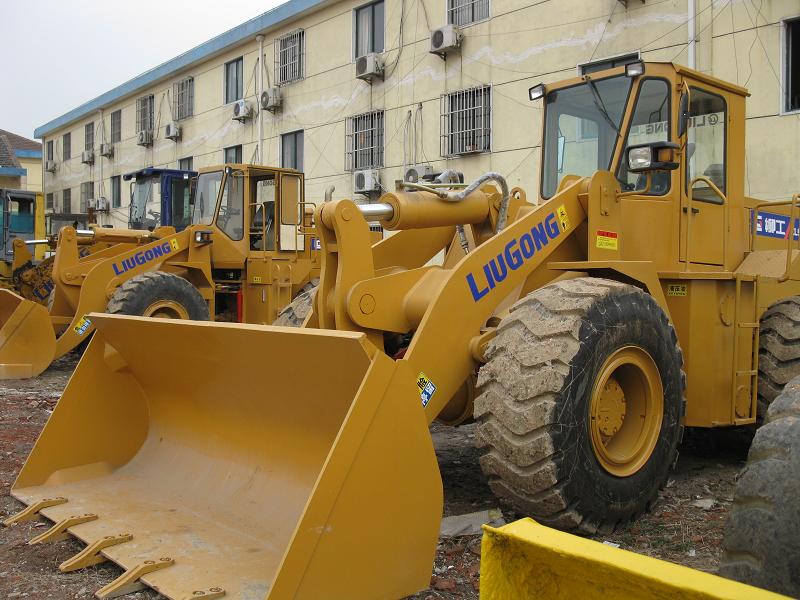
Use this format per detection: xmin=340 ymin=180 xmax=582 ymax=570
xmin=0 ymin=163 xmax=319 ymax=379
xmin=6 ymin=62 xmax=800 ymax=599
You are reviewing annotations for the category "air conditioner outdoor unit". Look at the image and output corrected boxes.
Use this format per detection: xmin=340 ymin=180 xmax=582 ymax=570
xmin=232 ymin=99 xmax=253 ymax=121
xmin=430 ymin=25 xmax=462 ymax=56
xmin=165 ymin=122 xmax=181 ymax=141
xmin=45 ymin=160 xmax=57 ymax=173
xmin=95 ymin=197 xmax=109 ymax=211
xmin=137 ymin=130 xmax=153 ymax=146
xmin=99 ymin=143 xmax=114 ymax=158
xmin=403 ymin=164 xmax=434 ymax=183
xmin=355 ymin=53 xmax=384 ymax=82
xmin=81 ymin=150 xmax=94 ymax=165
xmin=261 ymin=87 xmax=282 ymax=112
xmin=353 ymin=169 xmax=381 ymax=194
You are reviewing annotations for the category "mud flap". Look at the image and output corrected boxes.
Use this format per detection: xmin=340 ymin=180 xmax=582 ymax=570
xmin=480 ymin=519 xmax=789 ymax=599
xmin=11 ymin=314 xmax=443 ymax=600
xmin=0 ymin=289 xmax=56 ymax=379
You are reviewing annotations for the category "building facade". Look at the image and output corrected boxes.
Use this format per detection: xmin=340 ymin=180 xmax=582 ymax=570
xmin=0 ymin=130 xmax=42 ymax=192
xmin=35 ymin=0 xmax=800 ymax=228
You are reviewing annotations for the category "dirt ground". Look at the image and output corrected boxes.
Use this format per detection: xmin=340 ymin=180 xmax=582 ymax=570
xmin=0 ymin=356 xmax=753 ymax=599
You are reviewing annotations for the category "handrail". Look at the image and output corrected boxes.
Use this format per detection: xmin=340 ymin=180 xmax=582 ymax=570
xmin=750 ymin=193 xmax=800 ymax=282
xmin=685 ymin=176 xmax=728 ymax=272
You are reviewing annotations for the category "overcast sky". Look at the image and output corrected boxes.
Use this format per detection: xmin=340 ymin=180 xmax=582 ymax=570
xmin=3 ymin=0 xmax=284 ymax=141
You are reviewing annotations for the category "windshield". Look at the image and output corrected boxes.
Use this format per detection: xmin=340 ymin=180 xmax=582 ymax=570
xmin=192 ymin=171 xmax=223 ymax=225
xmin=130 ymin=178 xmax=156 ymax=229
xmin=541 ymin=75 xmax=632 ymax=198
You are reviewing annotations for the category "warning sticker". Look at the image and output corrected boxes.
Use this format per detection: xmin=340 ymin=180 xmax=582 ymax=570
xmin=417 ymin=372 xmax=437 ymax=407
xmin=74 ymin=316 xmax=92 ymax=336
xmin=557 ymin=205 xmax=570 ymax=232
xmin=596 ymin=230 xmax=619 ymax=250
xmin=252 ymin=275 xmax=263 ymax=284
xmin=169 ymin=238 xmax=180 ymax=251
xmin=667 ymin=284 xmax=688 ymax=297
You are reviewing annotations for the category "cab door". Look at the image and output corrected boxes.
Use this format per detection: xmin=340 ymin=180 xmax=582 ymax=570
xmin=680 ymin=81 xmax=728 ymax=266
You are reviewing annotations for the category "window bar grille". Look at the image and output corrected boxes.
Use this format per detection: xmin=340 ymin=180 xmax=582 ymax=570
xmin=346 ymin=111 xmax=384 ymax=171
xmin=440 ymin=86 xmax=491 ymax=157
xmin=447 ymin=0 xmax=489 ymax=26
xmin=276 ymin=30 xmax=304 ymax=85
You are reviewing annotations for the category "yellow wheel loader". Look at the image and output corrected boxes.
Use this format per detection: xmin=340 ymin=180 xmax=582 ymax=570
xmin=6 ymin=62 xmax=800 ymax=599
xmin=0 ymin=189 xmax=49 ymax=302
xmin=0 ymin=163 xmax=319 ymax=379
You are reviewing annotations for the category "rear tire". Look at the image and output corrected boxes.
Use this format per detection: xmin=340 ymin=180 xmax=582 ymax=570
xmin=758 ymin=297 xmax=800 ymax=419
xmin=720 ymin=377 xmax=800 ymax=597
xmin=273 ymin=282 xmax=317 ymax=327
xmin=107 ymin=272 xmax=208 ymax=320
xmin=475 ymin=277 xmax=685 ymax=533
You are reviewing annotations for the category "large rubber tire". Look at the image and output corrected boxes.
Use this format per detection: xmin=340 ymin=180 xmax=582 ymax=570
xmin=272 ymin=282 xmax=317 ymax=327
xmin=107 ymin=271 xmax=209 ymax=320
xmin=758 ymin=297 xmax=800 ymax=419
xmin=720 ymin=378 xmax=800 ymax=597
xmin=475 ymin=277 xmax=685 ymax=534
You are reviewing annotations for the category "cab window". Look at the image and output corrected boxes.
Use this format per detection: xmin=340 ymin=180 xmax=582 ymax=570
xmin=250 ymin=175 xmax=276 ymax=251
xmin=9 ymin=199 xmax=34 ymax=233
xmin=686 ymin=87 xmax=727 ymax=199
xmin=218 ymin=171 xmax=245 ymax=241
xmin=616 ymin=78 xmax=671 ymax=194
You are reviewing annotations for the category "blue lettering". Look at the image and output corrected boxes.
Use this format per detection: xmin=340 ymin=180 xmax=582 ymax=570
xmin=519 ymin=233 xmax=535 ymax=259
xmin=483 ymin=263 xmax=496 ymax=290
xmin=134 ymin=252 xmax=146 ymax=266
xmin=162 ymin=241 xmax=172 ymax=253
xmin=490 ymin=255 xmax=508 ymax=284
xmin=531 ymin=223 xmax=549 ymax=250
xmin=153 ymin=246 xmax=163 ymax=258
xmin=123 ymin=258 xmax=136 ymax=271
xmin=544 ymin=213 xmax=559 ymax=239
xmin=467 ymin=272 xmax=490 ymax=301
xmin=113 ymin=262 xmax=123 ymax=276
xmin=505 ymin=239 xmax=523 ymax=270
xmin=144 ymin=249 xmax=155 ymax=262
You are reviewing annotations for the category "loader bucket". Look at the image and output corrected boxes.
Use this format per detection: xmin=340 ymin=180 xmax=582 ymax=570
xmin=480 ymin=519 xmax=790 ymax=600
xmin=0 ymin=289 xmax=56 ymax=379
xmin=11 ymin=314 xmax=443 ymax=600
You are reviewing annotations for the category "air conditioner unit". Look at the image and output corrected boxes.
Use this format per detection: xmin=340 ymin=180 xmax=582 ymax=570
xmin=403 ymin=164 xmax=434 ymax=183
xmin=137 ymin=130 xmax=153 ymax=146
xmin=45 ymin=160 xmax=57 ymax=173
xmin=81 ymin=150 xmax=94 ymax=165
xmin=353 ymin=169 xmax=381 ymax=194
xmin=355 ymin=53 xmax=384 ymax=82
xmin=260 ymin=87 xmax=282 ymax=112
xmin=95 ymin=197 xmax=109 ymax=211
xmin=232 ymin=99 xmax=253 ymax=121
xmin=165 ymin=122 xmax=181 ymax=141
xmin=430 ymin=25 xmax=462 ymax=56
xmin=99 ymin=143 xmax=114 ymax=158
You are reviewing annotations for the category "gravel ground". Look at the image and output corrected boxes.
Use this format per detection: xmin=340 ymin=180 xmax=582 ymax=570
xmin=0 ymin=356 xmax=752 ymax=599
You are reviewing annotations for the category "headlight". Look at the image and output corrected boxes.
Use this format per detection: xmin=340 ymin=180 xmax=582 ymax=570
xmin=625 ymin=61 xmax=645 ymax=77
xmin=628 ymin=147 xmax=652 ymax=171
xmin=528 ymin=84 xmax=546 ymax=101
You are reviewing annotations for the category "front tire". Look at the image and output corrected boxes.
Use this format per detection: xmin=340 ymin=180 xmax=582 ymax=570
xmin=107 ymin=272 xmax=209 ymax=320
xmin=475 ymin=277 xmax=685 ymax=533
xmin=758 ymin=297 xmax=800 ymax=419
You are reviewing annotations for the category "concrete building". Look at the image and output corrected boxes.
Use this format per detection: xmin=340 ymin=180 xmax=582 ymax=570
xmin=35 ymin=0 xmax=800 ymax=228
xmin=0 ymin=130 xmax=42 ymax=192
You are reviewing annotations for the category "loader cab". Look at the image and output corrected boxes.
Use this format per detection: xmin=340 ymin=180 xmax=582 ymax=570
xmin=123 ymin=168 xmax=197 ymax=232
xmin=537 ymin=62 xmax=748 ymax=272
xmin=0 ymin=189 xmax=38 ymax=262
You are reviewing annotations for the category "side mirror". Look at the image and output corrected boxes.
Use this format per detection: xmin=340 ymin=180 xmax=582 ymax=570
xmin=678 ymin=91 xmax=690 ymax=138
xmin=626 ymin=141 xmax=680 ymax=173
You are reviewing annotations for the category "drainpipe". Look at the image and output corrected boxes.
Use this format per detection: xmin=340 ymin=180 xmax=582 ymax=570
xmin=98 ymin=109 xmax=104 ymax=225
xmin=688 ymin=0 xmax=696 ymax=69
xmin=257 ymin=34 xmax=265 ymax=164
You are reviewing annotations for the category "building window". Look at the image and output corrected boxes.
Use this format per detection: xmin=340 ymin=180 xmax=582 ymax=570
xmin=80 ymin=181 xmax=94 ymax=212
xmin=354 ymin=1 xmax=384 ymax=58
xmin=173 ymin=77 xmax=195 ymax=120
xmin=346 ymin=110 xmax=384 ymax=170
xmin=224 ymin=145 xmax=242 ymax=164
xmin=111 ymin=176 xmax=121 ymax=209
xmin=785 ymin=18 xmax=800 ymax=112
xmin=63 ymin=188 xmax=72 ymax=213
xmin=111 ymin=110 xmax=122 ymax=143
xmin=85 ymin=123 xmax=94 ymax=151
xmin=46 ymin=141 xmax=53 ymax=161
xmin=276 ymin=30 xmax=305 ymax=85
xmin=136 ymin=95 xmax=155 ymax=133
xmin=179 ymin=157 xmax=193 ymax=171
xmin=281 ymin=130 xmax=304 ymax=171
xmin=225 ymin=58 xmax=244 ymax=103
xmin=579 ymin=52 xmax=640 ymax=75
xmin=46 ymin=193 xmax=54 ymax=210
xmin=63 ymin=132 xmax=71 ymax=160
xmin=447 ymin=0 xmax=489 ymax=27
xmin=440 ymin=85 xmax=491 ymax=156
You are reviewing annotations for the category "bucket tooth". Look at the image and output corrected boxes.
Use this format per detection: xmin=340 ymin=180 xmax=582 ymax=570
xmin=28 ymin=512 xmax=98 ymax=544
xmin=3 ymin=497 xmax=67 ymax=526
xmin=59 ymin=533 xmax=133 ymax=572
xmin=95 ymin=556 xmax=175 ymax=599
xmin=182 ymin=588 xmax=225 ymax=600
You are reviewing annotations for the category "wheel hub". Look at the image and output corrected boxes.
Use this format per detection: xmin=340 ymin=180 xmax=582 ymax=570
xmin=596 ymin=378 xmax=626 ymax=436
xmin=142 ymin=300 xmax=189 ymax=320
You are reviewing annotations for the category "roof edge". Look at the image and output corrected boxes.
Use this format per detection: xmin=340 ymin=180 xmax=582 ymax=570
xmin=34 ymin=0 xmax=325 ymax=139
